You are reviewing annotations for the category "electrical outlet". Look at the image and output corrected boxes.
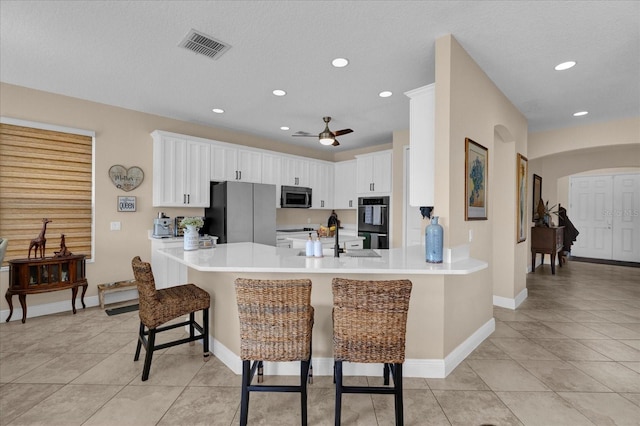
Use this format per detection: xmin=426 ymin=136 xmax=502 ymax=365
xmin=307 ymin=218 xmax=311 ymax=224
xmin=110 ymin=221 xmax=121 ymax=231
xmin=469 ymin=229 xmax=473 ymax=242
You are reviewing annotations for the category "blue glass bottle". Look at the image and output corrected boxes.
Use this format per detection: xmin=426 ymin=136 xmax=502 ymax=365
xmin=425 ymin=216 xmax=443 ymax=263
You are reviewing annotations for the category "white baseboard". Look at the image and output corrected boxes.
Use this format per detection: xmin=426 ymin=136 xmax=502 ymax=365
xmin=493 ymin=288 xmax=528 ymax=310
xmin=0 ymin=290 xmax=138 ymax=322
xmin=210 ymin=317 xmax=496 ymax=379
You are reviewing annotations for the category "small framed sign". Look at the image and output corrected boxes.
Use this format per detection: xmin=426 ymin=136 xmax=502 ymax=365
xmin=117 ymin=196 xmax=136 ymax=212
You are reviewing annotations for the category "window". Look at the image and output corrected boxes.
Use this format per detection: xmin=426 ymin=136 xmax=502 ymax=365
xmin=0 ymin=119 xmax=94 ymax=266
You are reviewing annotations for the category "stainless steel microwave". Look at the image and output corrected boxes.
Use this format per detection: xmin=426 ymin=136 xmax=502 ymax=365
xmin=281 ymin=185 xmax=312 ymax=208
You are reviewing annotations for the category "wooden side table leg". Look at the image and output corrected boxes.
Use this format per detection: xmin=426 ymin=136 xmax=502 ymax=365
xmin=80 ymin=284 xmax=87 ymax=309
xmin=99 ymin=288 xmax=105 ymax=310
xmin=531 ymin=252 xmax=536 ymax=273
xmin=71 ymin=286 xmax=78 ymax=314
xmin=5 ymin=291 xmax=14 ymax=322
xmin=551 ymin=253 xmax=556 ymax=275
xmin=18 ymin=294 xmax=27 ymax=323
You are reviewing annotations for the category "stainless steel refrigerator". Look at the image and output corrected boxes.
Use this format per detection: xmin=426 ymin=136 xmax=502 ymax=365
xmin=204 ymin=181 xmax=276 ymax=245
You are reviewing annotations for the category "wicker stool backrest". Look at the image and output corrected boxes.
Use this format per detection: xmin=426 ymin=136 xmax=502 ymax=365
xmin=332 ymin=278 xmax=412 ymax=364
xmin=235 ymin=278 xmax=313 ymax=362
xmin=131 ymin=256 xmax=160 ymax=327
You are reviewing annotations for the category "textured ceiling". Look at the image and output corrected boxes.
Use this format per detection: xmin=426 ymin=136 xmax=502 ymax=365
xmin=1 ymin=1 xmax=638 ymax=152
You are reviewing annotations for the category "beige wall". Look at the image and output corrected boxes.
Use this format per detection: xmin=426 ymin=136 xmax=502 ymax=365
xmin=0 ymin=83 xmax=385 ymax=312
xmin=435 ymin=35 xmax=529 ymax=308
xmin=528 ymin=117 xmax=639 ymax=160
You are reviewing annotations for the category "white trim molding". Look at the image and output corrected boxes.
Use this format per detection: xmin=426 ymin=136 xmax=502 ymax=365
xmin=493 ymin=288 xmax=528 ymax=310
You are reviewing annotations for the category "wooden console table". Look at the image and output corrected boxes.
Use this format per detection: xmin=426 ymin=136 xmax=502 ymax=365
xmin=5 ymin=255 xmax=88 ymax=323
xmin=531 ymin=226 xmax=564 ymax=275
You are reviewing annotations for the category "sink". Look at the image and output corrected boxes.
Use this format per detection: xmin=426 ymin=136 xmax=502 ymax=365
xmin=296 ymin=249 xmax=380 ymax=258
xmin=343 ymin=249 xmax=381 ymax=258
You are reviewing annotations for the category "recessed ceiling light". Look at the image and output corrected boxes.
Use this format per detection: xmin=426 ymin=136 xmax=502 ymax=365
xmin=332 ymin=58 xmax=349 ymax=68
xmin=212 ymin=108 xmax=224 ymax=114
xmin=573 ymin=111 xmax=588 ymax=117
xmin=379 ymin=91 xmax=392 ymax=98
xmin=280 ymin=126 xmax=290 ymax=131
xmin=272 ymin=89 xmax=286 ymax=96
xmin=555 ymin=61 xmax=576 ymax=71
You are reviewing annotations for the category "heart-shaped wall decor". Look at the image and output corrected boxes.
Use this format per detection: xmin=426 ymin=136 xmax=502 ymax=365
xmin=108 ymin=165 xmax=144 ymax=192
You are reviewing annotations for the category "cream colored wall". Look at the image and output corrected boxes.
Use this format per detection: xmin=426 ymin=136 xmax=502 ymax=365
xmin=0 ymin=82 xmax=371 ymax=312
xmin=435 ymin=35 xmax=529 ymax=309
xmin=391 ymin=129 xmax=410 ymax=248
xmin=528 ymin=117 xmax=639 ymax=160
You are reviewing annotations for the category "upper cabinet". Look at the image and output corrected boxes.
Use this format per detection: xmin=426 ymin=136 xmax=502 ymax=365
xmin=334 ymin=160 xmax=357 ymax=209
xmin=309 ymin=161 xmax=334 ymax=209
xmin=151 ymin=131 xmax=211 ymax=207
xmin=405 ymin=83 xmax=435 ymax=207
xmin=281 ymin=156 xmax=310 ymax=187
xmin=261 ymin=153 xmax=282 ymax=208
xmin=356 ymin=150 xmax=392 ymax=194
xmin=210 ymin=145 xmax=262 ymax=183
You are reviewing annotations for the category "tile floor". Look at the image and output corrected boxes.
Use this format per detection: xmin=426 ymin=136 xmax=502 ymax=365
xmin=1 ymin=261 xmax=640 ymax=425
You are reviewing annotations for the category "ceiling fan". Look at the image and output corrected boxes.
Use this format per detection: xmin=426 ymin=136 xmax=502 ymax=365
xmin=292 ymin=116 xmax=353 ymax=146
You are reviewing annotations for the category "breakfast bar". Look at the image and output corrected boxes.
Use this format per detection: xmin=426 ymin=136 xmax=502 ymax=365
xmin=157 ymin=242 xmax=491 ymax=378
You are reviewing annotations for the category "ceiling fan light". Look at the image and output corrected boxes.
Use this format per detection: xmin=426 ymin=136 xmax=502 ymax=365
xmin=319 ymin=136 xmax=334 ymax=145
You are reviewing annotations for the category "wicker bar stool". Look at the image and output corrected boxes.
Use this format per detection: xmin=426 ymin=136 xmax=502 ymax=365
xmin=235 ymin=278 xmax=314 ymax=426
xmin=332 ymin=278 xmax=412 ymax=426
xmin=131 ymin=256 xmax=211 ymax=381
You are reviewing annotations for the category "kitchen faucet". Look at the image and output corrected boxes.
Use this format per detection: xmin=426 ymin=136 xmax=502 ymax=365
xmin=328 ymin=210 xmax=343 ymax=258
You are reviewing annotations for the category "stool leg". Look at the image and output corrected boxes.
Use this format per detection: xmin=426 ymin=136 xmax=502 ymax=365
xmin=383 ymin=362 xmax=390 ymax=385
xmin=394 ymin=363 xmax=404 ymax=426
xmin=335 ymin=361 xmax=343 ymax=426
xmin=134 ymin=322 xmax=144 ymax=361
xmin=202 ymin=308 xmax=211 ymax=360
xmin=301 ymin=359 xmax=310 ymax=426
xmin=141 ymin=328 xmax=156 ymax=381
xmin=240 ymin=360 xmax=251 ymax=426
xmin=258 ymin=360 xmax=264 ymax=383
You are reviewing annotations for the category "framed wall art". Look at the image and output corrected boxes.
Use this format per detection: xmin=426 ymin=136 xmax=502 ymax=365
xmin=532 ymin=174 xmax=542 ymax=218
xmin=516 ymin=153 xmax=528 ymax=243
xmin=465 ymin=138 xmax=488 ymax=220
xmin=117 ymin=196 xmax=136 ymax=212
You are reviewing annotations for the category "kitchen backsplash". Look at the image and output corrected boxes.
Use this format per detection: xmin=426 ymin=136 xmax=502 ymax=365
xmin=276 ymin=209 xmax=356 ymax=228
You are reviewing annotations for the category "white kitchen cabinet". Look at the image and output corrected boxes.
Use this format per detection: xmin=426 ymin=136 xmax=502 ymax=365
xmin=405 ymin=83 xmax=435 ymax=207
xmin=333 ymin=160 xmax=357 ymax=209
xmin=262 ymin=153 xmax=282 ymax=208
xmin=356 ymin=150 xmax=392 ymax=194
xmin=151 ymin=131 xmax=211 ymax=207
xmin=281 ymin=156 xmax=310 ymax=187
xmin=210 ymin=144 xmax=262 ymax=183
xmin=309 ymin=160 xmax=334 ymax=209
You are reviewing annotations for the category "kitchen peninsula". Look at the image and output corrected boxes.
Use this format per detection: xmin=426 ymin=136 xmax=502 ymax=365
xmin=157 ymin=242 xmax=491 ymax=378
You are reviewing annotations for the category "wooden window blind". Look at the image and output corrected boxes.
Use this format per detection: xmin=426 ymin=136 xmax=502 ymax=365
xmin=0 ymin=123 xmax=94 ymax=266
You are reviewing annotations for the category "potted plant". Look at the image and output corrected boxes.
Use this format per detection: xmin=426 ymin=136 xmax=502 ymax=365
xmin=180 ymin=217 xmax=203 ymax=251
xmin=179 ymin=216 xmax=204 ymax=230
xmin=535 ymin=200 xmax=558 ymax=227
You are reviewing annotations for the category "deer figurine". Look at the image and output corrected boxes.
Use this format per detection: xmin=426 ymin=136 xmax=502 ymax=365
xmin=28 ymin=218 xmax=52 ymax=259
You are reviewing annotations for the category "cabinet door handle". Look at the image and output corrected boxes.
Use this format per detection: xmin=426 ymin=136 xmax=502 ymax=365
xmin=321 ymin=200 xmax=324 ymax=207
xmin=187 ymin=194 xmax=190 ymax=204
xmin=183 ymin=194 xmax=186 ymax=204
xmin=349 ymin=200 xmax=352 ymax=208
xmin=239 ymin=170 xmax=242 ymax=180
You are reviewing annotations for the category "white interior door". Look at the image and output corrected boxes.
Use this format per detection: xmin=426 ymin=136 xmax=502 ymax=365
xmin=570 ymin=173 xmax=640 ymax=262
xmin=404 ymin=147 xmax=423 ymax=247
xmin=612 ymin=174 xmax=640 ymax=262
xmin=570 ymin=175 xmax=613 ymax=259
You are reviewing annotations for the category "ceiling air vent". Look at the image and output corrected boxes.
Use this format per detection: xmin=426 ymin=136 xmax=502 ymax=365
xmin=179 ymin=29 xmax=230 ymax=60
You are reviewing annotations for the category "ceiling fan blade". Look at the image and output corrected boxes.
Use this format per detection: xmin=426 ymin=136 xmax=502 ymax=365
xmin=332 ymin=139 xmax=340 ymax=146
xmin=292 ymin=134 xmax=318 ymax=137
xmin=333 ymin=128 xmax=353 ymax=136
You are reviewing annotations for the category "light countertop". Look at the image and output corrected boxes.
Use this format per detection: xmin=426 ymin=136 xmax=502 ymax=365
xmin=158 ymin=242 xmax=487 ymax=275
